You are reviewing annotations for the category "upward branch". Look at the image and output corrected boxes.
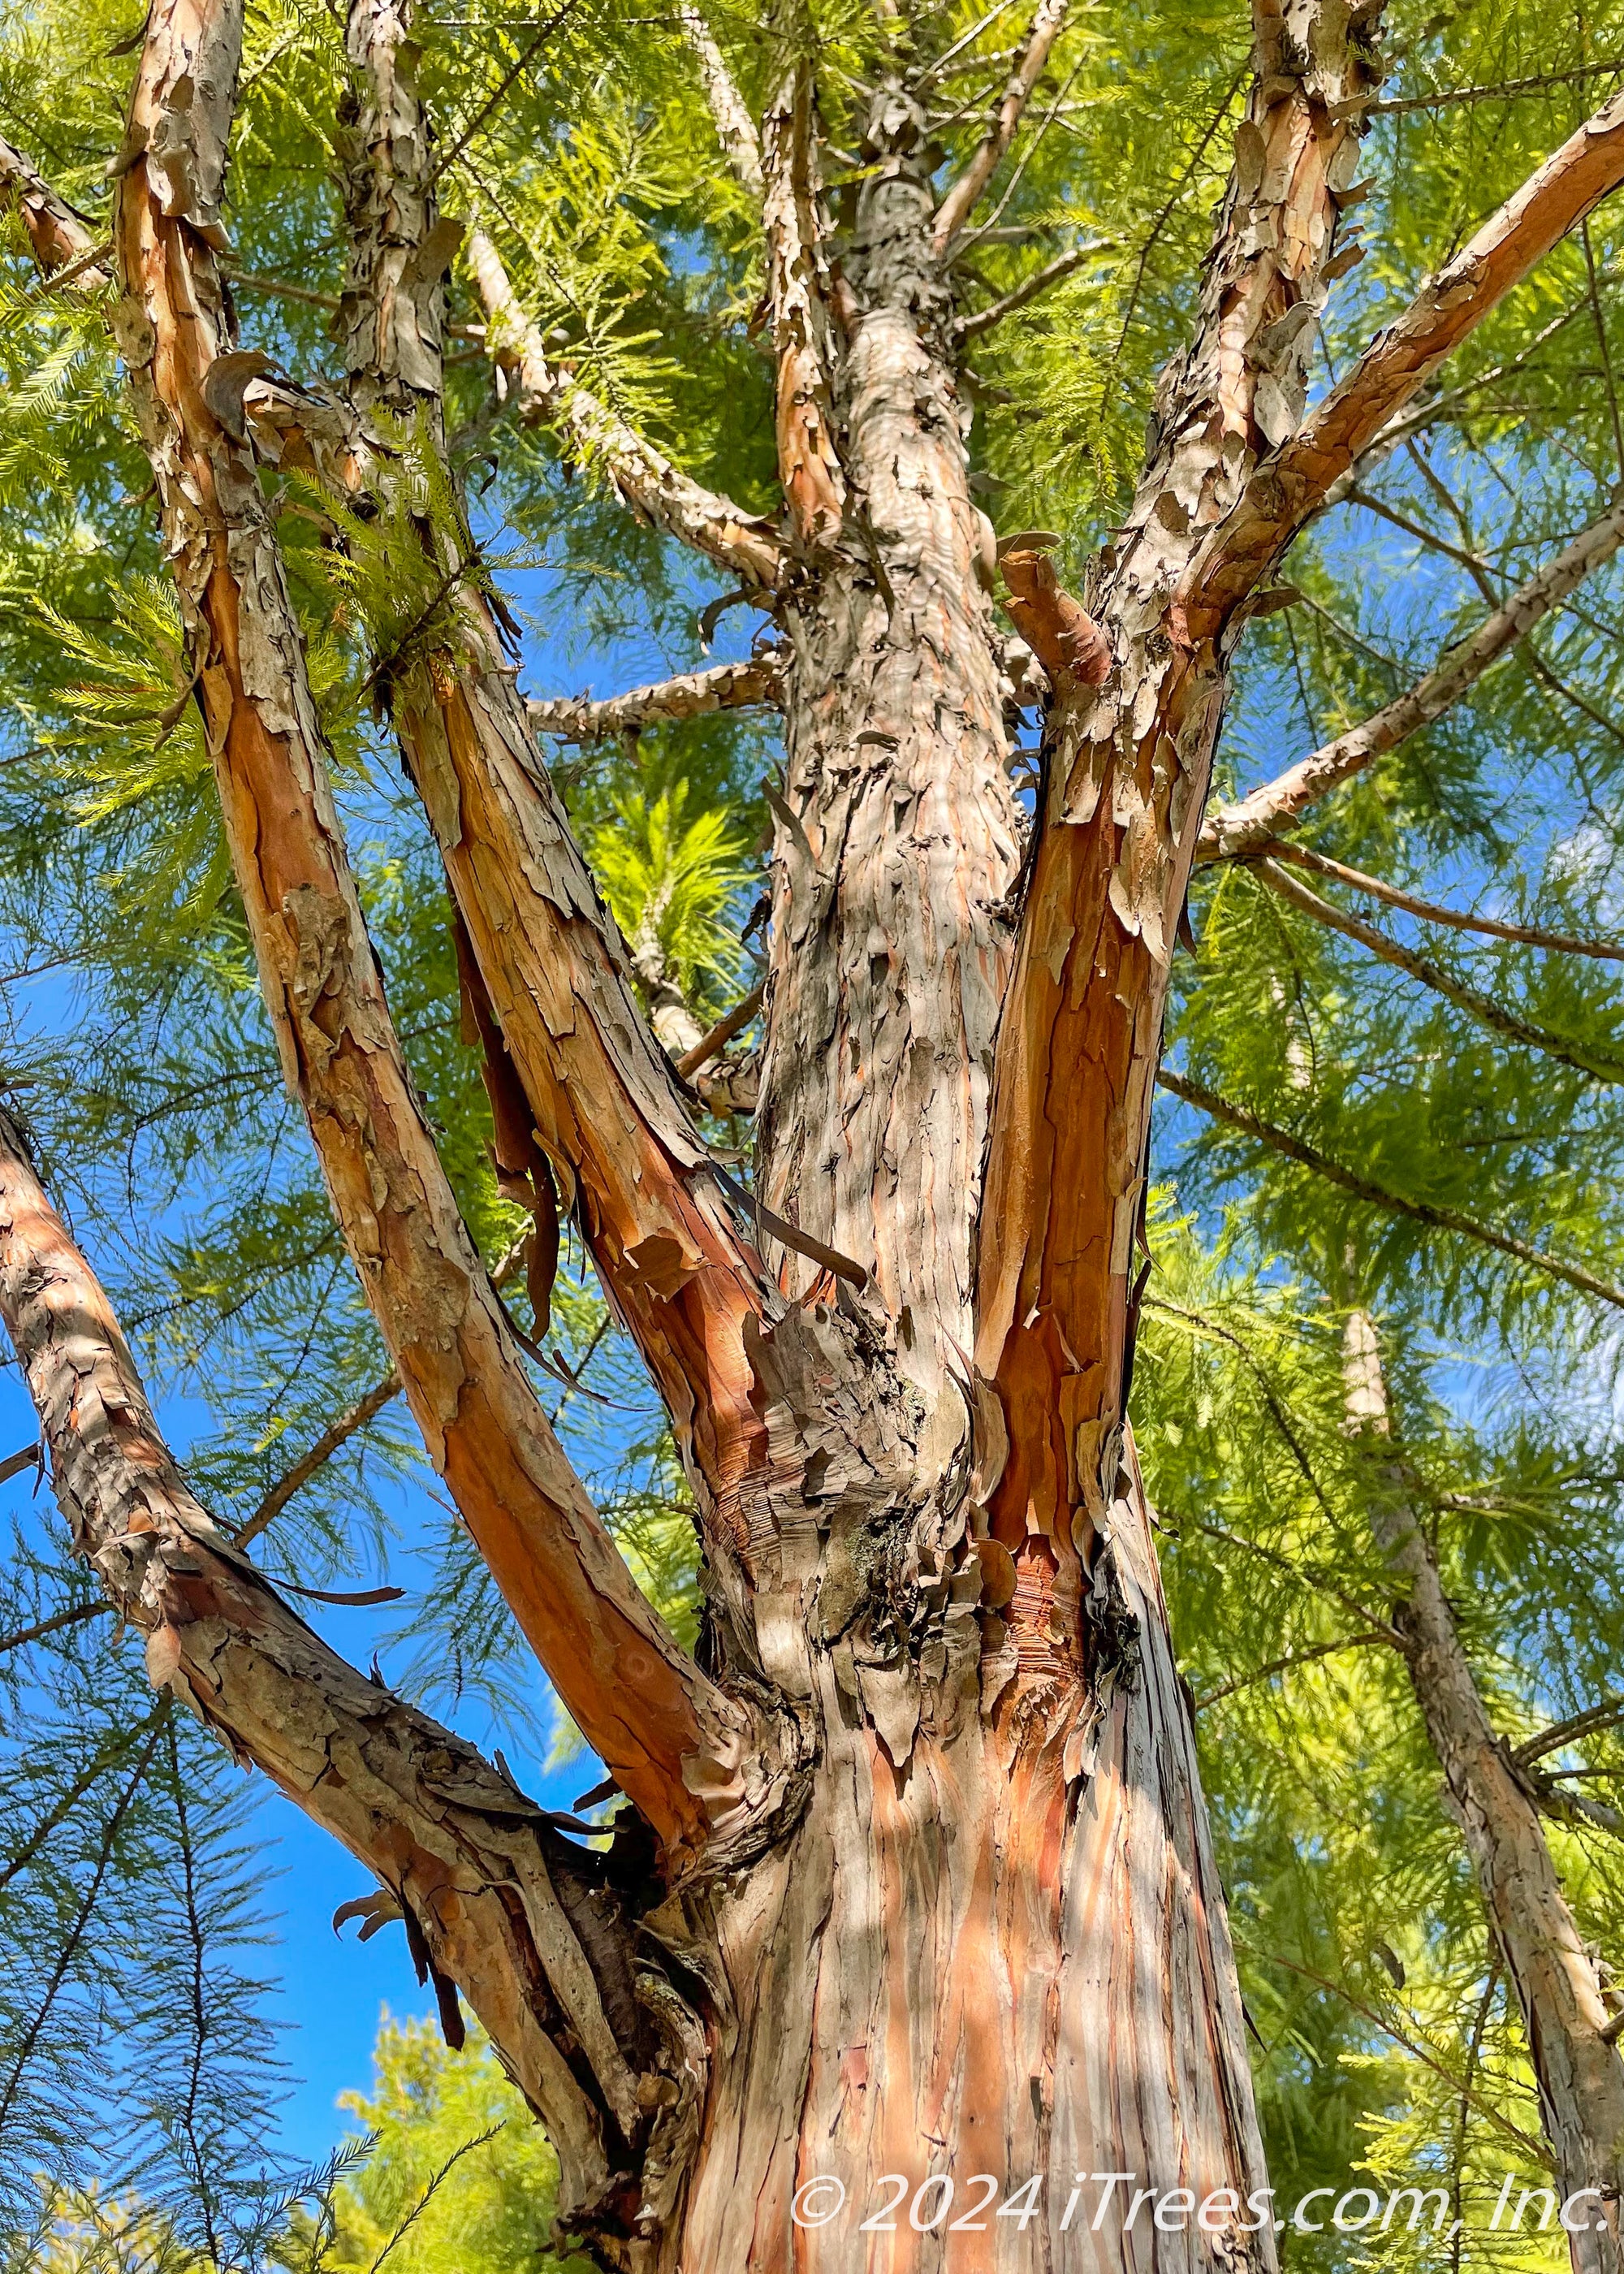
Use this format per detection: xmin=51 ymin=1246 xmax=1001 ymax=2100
xmin=931 ymin=0 xmax=1070 ymax=252
xmin=1341 ymin=1311 xmax=1624 ymax=2217
xmin=1194 ymin=84 xmax=1624 ymax=628
xmin=110 ymin=0 xmax=746 ymax=1855
xmin=328 ymin=1 xmax=785 ymax=1567
xmin=678 ymin=5 xmax=764 ymax=197
xmin=762 ymin=0 xmax=844 ymax=543
xmin=976 ymin=0 xmax=1385 ymax=1545
xmin=0 ymin=133 xmax=108 ymax=285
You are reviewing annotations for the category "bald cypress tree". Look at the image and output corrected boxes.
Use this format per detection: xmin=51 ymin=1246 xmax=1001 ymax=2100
xmin=5 ymin=2 xmax=1624 ymax=2266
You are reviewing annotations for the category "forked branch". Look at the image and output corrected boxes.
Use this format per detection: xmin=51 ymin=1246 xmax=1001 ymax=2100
xmin=327 ymin=6 xmax=783 ymax=1561
xmin=1194 ymin=86 xmax=1624 ymax=626
xmin=1263 ymin=843 xmax=1624 ymax=962
xmin=974 ymin=0 xmax=1385 ymax=1550
xmin=111 ymin=0 xmax=748 ymax=1854
xmin=1251 ymin=855 xmax=1624 ymax=1083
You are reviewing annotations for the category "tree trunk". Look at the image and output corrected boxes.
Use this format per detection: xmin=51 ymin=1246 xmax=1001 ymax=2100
xmin=19 ymin=0 xmax=1624 ymax=2261
xmin=667 ymin=1441 xmax=1268 ymax=2269
xmin=1345 ymin=1313 xmax=1624 ymax=2274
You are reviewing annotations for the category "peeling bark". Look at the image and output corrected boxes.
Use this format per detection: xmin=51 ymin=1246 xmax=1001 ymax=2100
xmin=668 ymin=1428 xmax=1272 ymax=2272
xmin=756 ymin=79 xmax=1022 ymax=1452
xmin=0 ymin=1111 xmax=689 ymax=2262
xmin=677 ymin=5 xmax=764 ymax=199
xmin=528 ymin=655 xmax=785 ymax=742
xmin=49 ymin=0 xmax=1624 ymax=2252
xmin=762 ymin=0 xmax=847 ymax=544
xmin=1193 ymin=81 xmax=1624 ymax=625
xmin=0 ymin=133 xmax=109 ymax=284
xmin=327 ymin=2 xmax=793 ymax=1589
xmin=109 ymin=0 xmax=745 ymax=1854
xmin=978 ymin=0 xmax=1384 ymax=1596
xmin=1345 ymin=1313 xmax=1624 ymax=2274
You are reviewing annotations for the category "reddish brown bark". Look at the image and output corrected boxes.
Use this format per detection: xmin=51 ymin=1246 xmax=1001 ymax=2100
xmin=977 ymin=0 xmax=1384 ymax=1588
xmin=320 ymin=19 xmax=788 ymax=1595
xmin=762 ymin=2 xmax=846 ymax=544
xmin=107 ymin=0 xmax=745 ymax=1855
xmin=20 ymin=0 xmax=1624 ymax=2259
xmin=0 ymin=134 xmax=107 ymax=283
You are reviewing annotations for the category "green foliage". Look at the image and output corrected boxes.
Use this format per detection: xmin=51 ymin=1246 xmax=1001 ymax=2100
xmin=1 ymin=0 xmax=1624 ymax=2256
xmin=587 ymin=772 xmax=751 ymax=1001
xmin=277 ymin=2017 xmax=590 ymax=2274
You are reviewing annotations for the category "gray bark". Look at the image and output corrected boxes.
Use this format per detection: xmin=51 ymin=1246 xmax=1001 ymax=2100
xmin=1346 ymin=1312 xmax=1624 ymax=2274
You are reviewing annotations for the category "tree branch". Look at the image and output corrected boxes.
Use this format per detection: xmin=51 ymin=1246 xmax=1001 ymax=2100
xmin=236 ymin=1371 xmax=402 ymax=1550
xmin=0 ymin=1111 xmax=680 ymax=2232
xmin=0 ymin=1599 xmax=109 ymax=1656
xmin=1341 ymin=1308 xmax=1624 ymax=2195
xmin=1263 ymin=841 xmax=1624 ymax=962
xmin=1370 ymin=58 xmax=1624 ymax=118
xmin=677 ymin=6 xmax=764 ymax=197
xmin=1193 ymin=1628 xmax=1388 ymax=1710
xmin=1159 ymin=1068 xmax=1624 ymax=1311
xmin=975 ymin=0 xmax=1386 ymax=1551
xmin=527 ymin=654 xmax=785 ymax=741
xmin=1251 ymin=854 xmax=1624 ymax=1083
xmin=1199 ymin=488 xmax=1624 ymax=859
xmin=675 ymin=983 xmax=765 ymax=1080
xmin=931 ymin=0 xmax=1070 ymax=252
xmin=761 ymin=0 xmax=844 ymax=543
xmin=111 ymin=0 xmax=748 ymax=1855
xmin=1193 ymin=85 xmax=1624 ymax=628
xmin=465 ymin=227 xmax=784 ymax=588
xmin=0 ymin=132 xmax=108 ymax=286
xmin=323 ymin=5 xmax=785 ymax=1567
xmin=957 ymin=241 xmax=1093 ymax=336
xmin=1516 ymin=1698 xmax=1624 ymax=1768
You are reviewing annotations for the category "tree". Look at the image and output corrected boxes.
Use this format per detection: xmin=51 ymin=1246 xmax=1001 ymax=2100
xmin=2 ymin=0 xmax=1624 ymax=2267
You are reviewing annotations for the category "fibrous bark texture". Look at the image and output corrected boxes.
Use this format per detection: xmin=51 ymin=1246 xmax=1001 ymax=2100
xmin=23 ymin=0 xmax=1624 ymax=2259
xmin=756 ymin=80 xmax=1021 ymax=1450
xmin=976 ymin=0 xmax=1386 ymax=1710
xmin=108 ymin=0 xmax=747 ymax=1854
